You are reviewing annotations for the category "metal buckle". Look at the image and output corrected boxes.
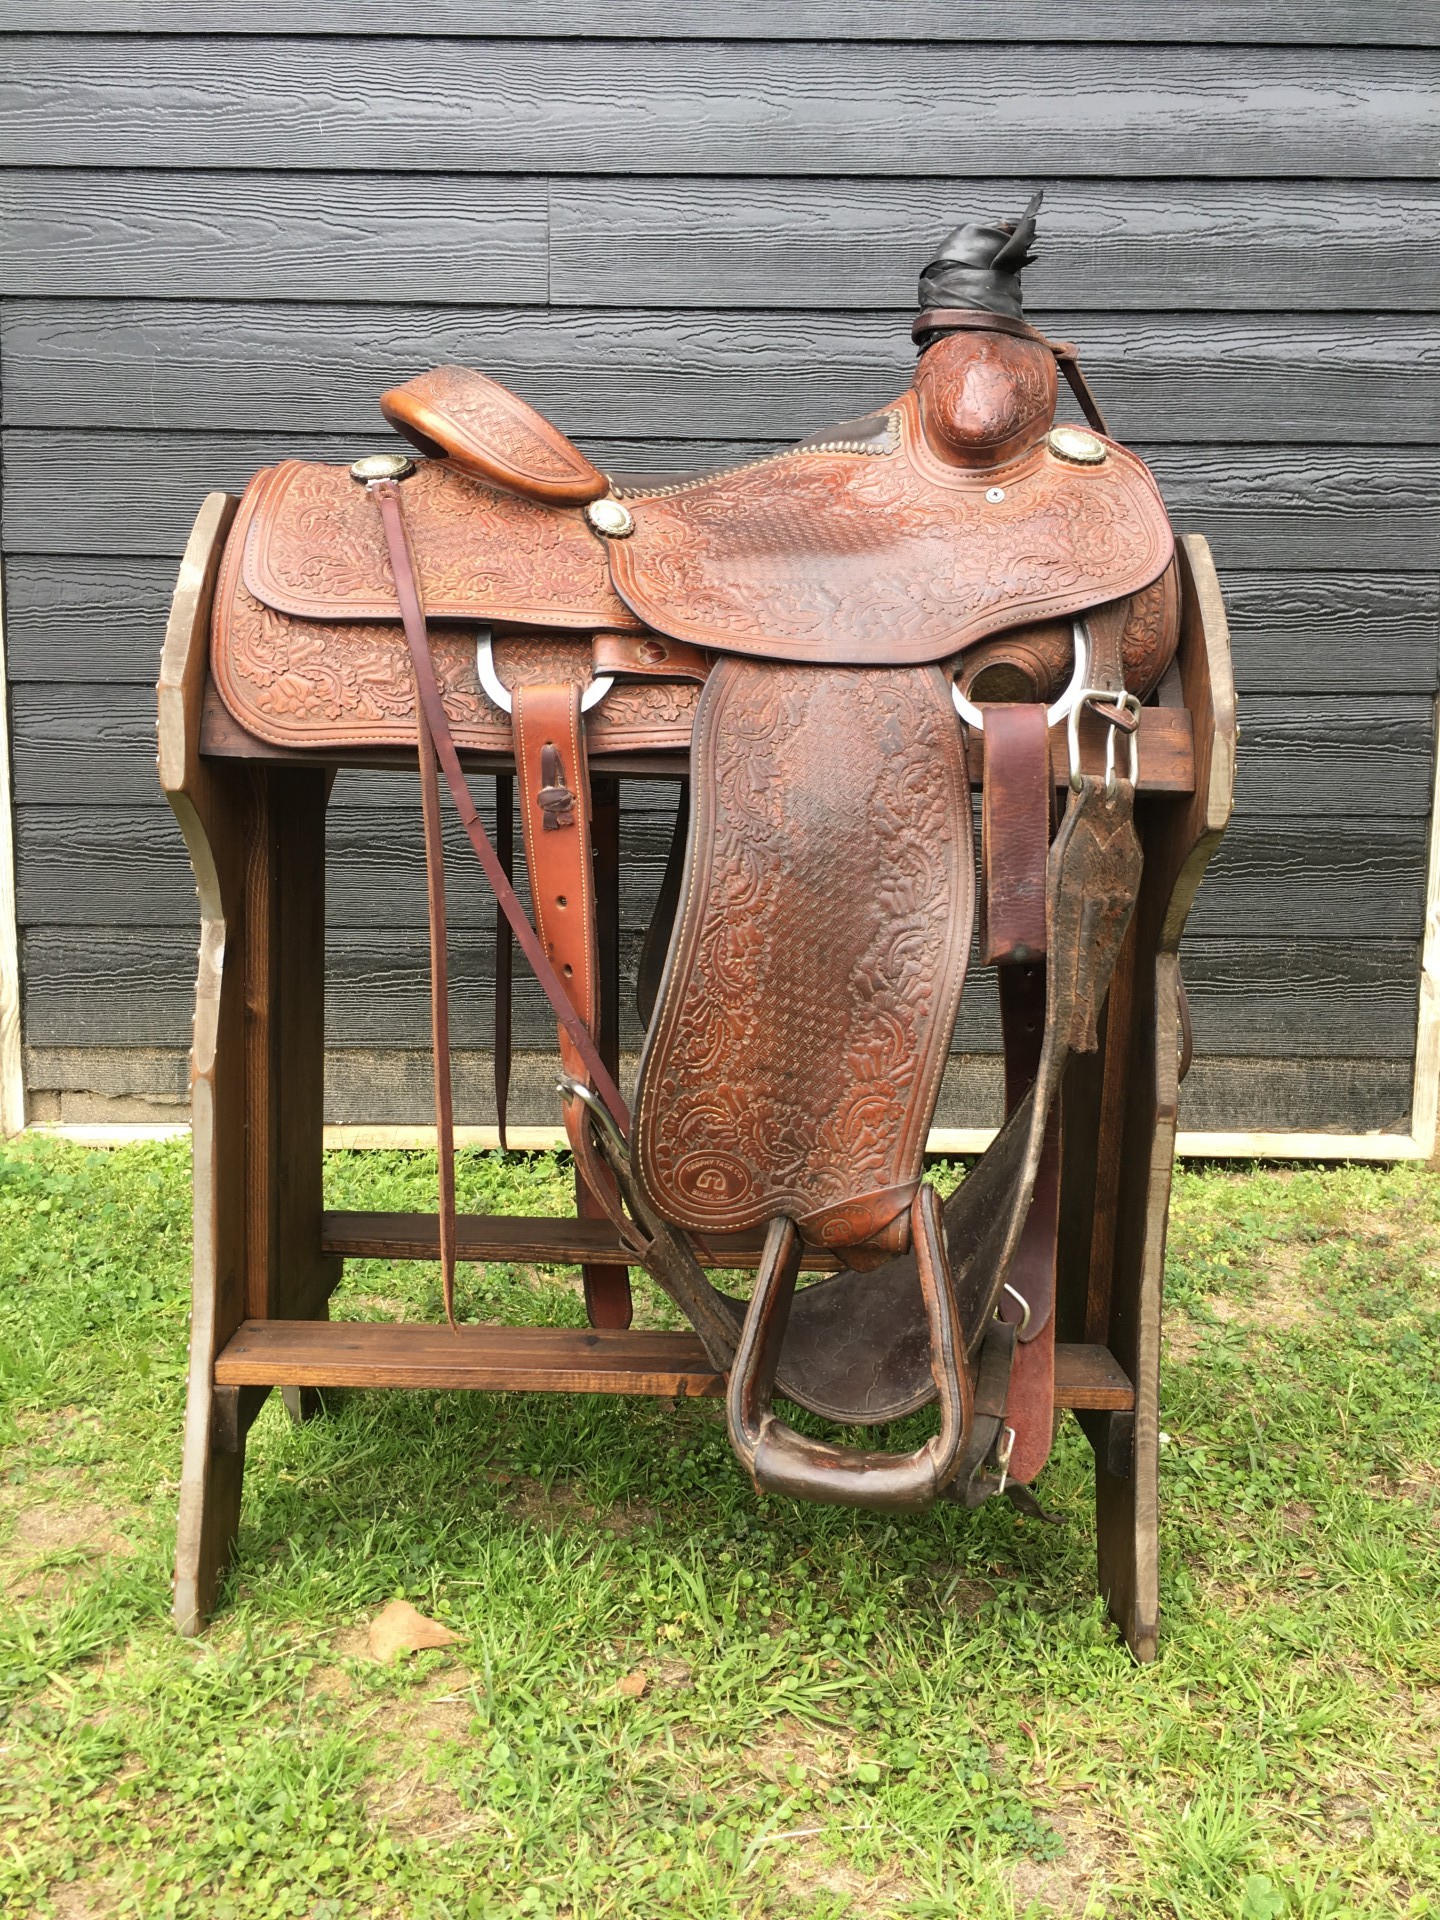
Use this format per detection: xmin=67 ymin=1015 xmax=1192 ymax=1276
xmin=1001 ymin=1282 xmax=1032 ymax=1337
xmin=1067 ymin=688 xmax=1142 ymax=797
xmin=993 ymin=1425 xmax=1016 ymax=1496
xmin=952 ymin=616 xmax=1091 ymax=731
xmin=476 ymin=627 xmax=613 ymax=717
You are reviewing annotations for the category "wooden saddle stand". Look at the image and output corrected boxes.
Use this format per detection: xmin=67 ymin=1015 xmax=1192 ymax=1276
xmin=160 ymin=199 xmax=1235 ymax=1658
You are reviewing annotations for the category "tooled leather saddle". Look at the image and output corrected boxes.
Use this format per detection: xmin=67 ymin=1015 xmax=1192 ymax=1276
xmin=211 ymin=196 xmax=1180 ymax=1512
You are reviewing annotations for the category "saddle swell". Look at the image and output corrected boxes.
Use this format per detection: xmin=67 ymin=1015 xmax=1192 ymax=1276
xmin=206 ymin=196 xmax=1184 ymax=1512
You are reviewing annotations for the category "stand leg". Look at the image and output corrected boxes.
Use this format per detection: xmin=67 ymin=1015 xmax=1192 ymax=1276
xmin=161 ymin=496 xmax=249 ymax=1636
xmin=281 ymin=1386 xmax=326 ymax=1423
xmin=245 ymin=764 xmax=341 ymax=1330
xmin=1075 ymin=537 xmax=1237 ymax=1662
xmin=1086 ymin=946 xmax=1172 ymax=1663
xmin=164 ymin=498 xmax=343 ymax=1633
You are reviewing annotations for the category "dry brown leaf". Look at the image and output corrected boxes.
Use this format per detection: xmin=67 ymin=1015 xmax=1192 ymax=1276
xmin=367 ymin=1599 xmax=462 ymax=1663
xmin=614 ymin=1669 xmax=649 ymax=1698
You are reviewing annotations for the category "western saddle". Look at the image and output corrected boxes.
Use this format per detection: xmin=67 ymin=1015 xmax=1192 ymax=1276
xmin=208 ymin=197 xmax=1187 ymax=1514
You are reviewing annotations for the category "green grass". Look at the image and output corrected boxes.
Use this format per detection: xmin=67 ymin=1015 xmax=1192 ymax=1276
xmin=0 ymin=1138 xmax=1437 ymax=1918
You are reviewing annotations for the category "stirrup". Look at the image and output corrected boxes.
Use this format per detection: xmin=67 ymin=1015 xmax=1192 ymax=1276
xmin=726 ymin=1186 xmax=972 ymax=1512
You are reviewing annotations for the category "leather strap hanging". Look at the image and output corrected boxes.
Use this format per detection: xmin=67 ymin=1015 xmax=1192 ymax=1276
xmin=493 ymin=772 xmax=513 ymax=1151
xmin=414 ymin=649 xmax=459 ymax=1326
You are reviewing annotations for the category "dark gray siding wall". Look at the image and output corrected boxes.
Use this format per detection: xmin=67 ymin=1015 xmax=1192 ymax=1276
xmin=2 ymin=10 xmax=1438 ymax=1132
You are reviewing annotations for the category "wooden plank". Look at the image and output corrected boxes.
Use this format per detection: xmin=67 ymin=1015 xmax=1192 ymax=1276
xmin=0 ymin=536 xmax=23 ymax=1132
xmin=1145 ymin=447 xmax=1439 ymax=573
xmin=317 ymin=1050 xmax=1420 ymax=1140
xmin=214 ymin=1318 xmax=725 ymax=1397
xmin=1221 ymin=570 xmax=1440 ymax=696
xmin=24 ymin=804 xmax=1422 ymax=938
xmin=320 ymin=1209 xmax=839 ymax=1272
xmin=17 ymin=921 xmax=1422 ymax=1059
xmin=0 ymin=173 xmax=547 ymax=303
xmin=5 ymin=174 xmax=1436 ymax=311
xmin=212 ymin=1317 xmax=1135 ymax=1410
xmin=12 ymin=557 xmax=1432 ymax=693
xmin=8 ymin=303 xmax=1434 ymax=446
xmin=6 ymin=432 xmax=1434 ymax=568
xmin=15 ymin=1039 xmax=1419 ymax=1138
xmin=6 ymin=4 xmax=1436 ymax=44
xmin=1229 ymin=695 xmax=1436 ymax=816
xmin=4 ymin=41 xmax=1434 ymax=178
xmin=551 ymin=179 xmax=1440 ymax=313
xmin=14 ymin=682 xmax=1432 ymax=815
xmin=2 ymin=556 xmax=175 ymax=684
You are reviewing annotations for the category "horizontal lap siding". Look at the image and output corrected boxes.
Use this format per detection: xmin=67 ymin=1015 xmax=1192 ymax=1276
xmin=6 ymin=7 xmax=1439 ymax=44
xmin=3 ymin=177 xmax=1438 ymax=310
xmin=5 ymin=42 xmax=1438 ymax=177
xmin=3 ymin=30 xmax=1437 ymax=1133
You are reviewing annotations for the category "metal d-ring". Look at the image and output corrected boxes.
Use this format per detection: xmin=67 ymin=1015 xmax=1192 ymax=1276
xmin=952 ymin=617 xmax=1091 ymax=732
xmin=1001 ymin=1282 xmax=1033 ymax=1337
xmin=476 ymin=627 xmax=613 ymax=717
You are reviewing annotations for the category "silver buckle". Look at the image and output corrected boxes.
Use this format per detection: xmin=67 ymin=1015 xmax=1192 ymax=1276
xmin=952 ymin=616 xmax=1091 ymax=732
xmin=476 ymin=627 xmax=613 ymax=717
xmin=993 ymin=1425 xmax=1016 ymax=1496
xmin=1067 ymin=689 xmax=1142 ymax=797
xmin=1001 ymin=1282 xmax=1032 ymax=1338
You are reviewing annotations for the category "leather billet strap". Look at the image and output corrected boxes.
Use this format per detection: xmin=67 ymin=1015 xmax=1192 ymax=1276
xmin=910 ymin=306 xmax=1111 ymax=437
xmin=996 ymin=963 xmax=1062 ymax=1487
xmin=981 ymin=702 xmax=1051 ymax=967
xmin=511 ymin=681 xmax=633 ymax=1331
xmin=979 ymin=698 xmax=1060 ymax=1485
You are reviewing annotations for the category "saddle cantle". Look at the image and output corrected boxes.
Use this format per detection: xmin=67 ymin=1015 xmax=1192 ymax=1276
xmin=209 ymin=191 xmax=1182 ymax=1513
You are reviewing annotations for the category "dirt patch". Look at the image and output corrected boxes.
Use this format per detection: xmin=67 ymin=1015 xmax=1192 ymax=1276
xmin=1 ymin=1500 xmax=136 ymax=1602
xmin=773 ymin=1844 xmax=916 ymax=1916
xmin=390 ymin=1691 xmax=476 ymax=1740
xmin=742 ymin=1721 xmax=848 ymax=1791
xmin=44 ymin=1879 xmax=121 ymax=1918
xmin=497 ymin=1475 xmax=612 ymax=1531
xmin=364 ymin=1764 xmax=492 ymax=1843
xmin=1162 ymin=1312 xmax=1204 ymax=1363
xmin=596 ymin=1500 xmax=656 ymax=1537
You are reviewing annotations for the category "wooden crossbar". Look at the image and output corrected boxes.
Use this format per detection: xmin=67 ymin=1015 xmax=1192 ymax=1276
xmin=321 ymin=1209 xmax=841 ymax=1271
xmin=214 ymin=1320 xmax=1135 ymax=1410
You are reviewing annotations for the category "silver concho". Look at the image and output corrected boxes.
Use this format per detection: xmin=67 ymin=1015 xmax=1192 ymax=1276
xmin=1047 ymin=426 xmax=1107 ymax=466
xmin=585 ymin=497 xmax=636 ymax=538
xmin=349 ymin=451 xmax=416 ymax=484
